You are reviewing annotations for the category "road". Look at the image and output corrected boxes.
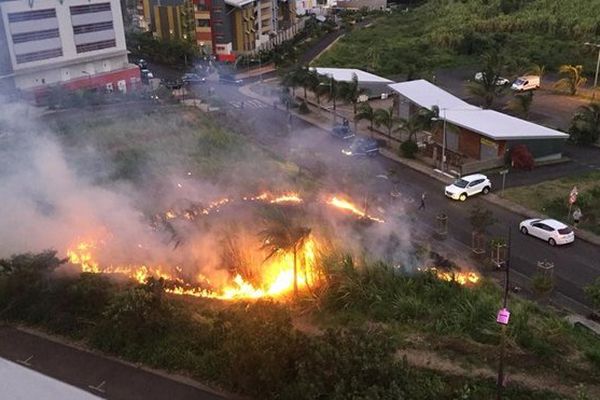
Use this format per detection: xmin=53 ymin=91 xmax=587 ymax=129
xmin=0 ymin=326 xmax=226 ymax=400
xmin=189 ymin=79 xmax=600 ymax=310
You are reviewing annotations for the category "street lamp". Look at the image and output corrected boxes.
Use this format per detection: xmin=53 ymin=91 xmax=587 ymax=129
xmin=431 ymin=107 xmax=448 ymax=172
xmin=584 ymin=42 xmax=600 ymax=97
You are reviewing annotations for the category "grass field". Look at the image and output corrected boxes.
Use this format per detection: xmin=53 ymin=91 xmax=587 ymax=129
xmin=503 ymin=171 xmax=600 ymax=234
xmin=315 ymin=0 xmax=600 ymax=78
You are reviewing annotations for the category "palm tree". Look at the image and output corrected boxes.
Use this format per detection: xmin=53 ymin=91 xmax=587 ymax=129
xmin=526 ymin=64 xmax=545 ymax=87
xmin=304 ymin=69 xmax=321 ymax=103
xmin=338 ymin=73 xmax=368 ymax=130
xmin=555 ymin=65 xmax=587 ymax=96
xmin=356 ymin=103 xmax=376 ymax=129
xmin=507 ymin=91 xmax=534 ymax=118
xmin=323 ymin=75 xmax=340 ymax=122
xmin=466 ymin=53 xmax=509 ymax=108
xmin=373 ymin=107 xmax=399 ymax=138
xmin=398 ymin=112 xmax=425 ymax=142
xmin=259 ymin=208 xmax=311 ymax=298
xmin=569 ymin=103 xmax=600 ymax=145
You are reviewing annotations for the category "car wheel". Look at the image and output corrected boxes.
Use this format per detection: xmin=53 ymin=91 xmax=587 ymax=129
xmin=520 ymin=226 xmax=528 ymax=235
xmin=459 ymin=193 xmax=467 ymax=201
xmin=548 ymin=238 xmax=556 ymax=246
xmin=482 ymin=186 xmax=490 ymax=195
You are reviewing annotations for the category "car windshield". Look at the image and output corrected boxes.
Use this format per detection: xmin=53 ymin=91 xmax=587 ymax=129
xmin=514 ymin=78 xmax=525 ymax=85
xmin=453 ymin=179 xmax=469 ymax=188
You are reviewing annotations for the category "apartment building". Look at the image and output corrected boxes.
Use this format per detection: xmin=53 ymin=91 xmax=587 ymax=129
xmin=0 ymin=0 xmax=139 ymax=99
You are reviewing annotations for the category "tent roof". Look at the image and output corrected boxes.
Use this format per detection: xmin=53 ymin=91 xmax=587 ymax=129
xmin=389 ymin=80 xmax=568 ymax=140
xmin=0 ymin=358 xmax=102 ymax=400
xmin=311 ymin=67 xmax=393 ymax=83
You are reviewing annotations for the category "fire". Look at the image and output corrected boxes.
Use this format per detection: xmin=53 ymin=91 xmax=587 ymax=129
xmin=326 ymin=196 xmax=384 ymax=223
xmin=269 ymin=193 xmax=303 ymax=204
xmin=428 ymin=268 xmax=480 ymax=285
xmin=67 ymin=236 xmax=319 ymax=301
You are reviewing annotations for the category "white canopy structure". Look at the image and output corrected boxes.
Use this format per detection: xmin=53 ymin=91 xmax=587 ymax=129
xmin=388 ymin=80 xmax=568 ymax=141
xmin=0 ymin=358 xmax=101 ymax=400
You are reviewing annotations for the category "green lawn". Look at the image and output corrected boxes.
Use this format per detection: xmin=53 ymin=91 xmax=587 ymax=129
xmin=315 ymin=0 xmax=600 ymax=78
xmin=503 ymin=171 xmax=600 ymax=234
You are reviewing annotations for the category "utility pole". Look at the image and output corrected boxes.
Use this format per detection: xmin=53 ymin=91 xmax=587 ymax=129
xmin=441 ymin=108 xmax=447 ymax=172
xmin=496 ymin=227 xmax=512 ymax=400
xmin=584 ymin=42 xmax=600 ymax=99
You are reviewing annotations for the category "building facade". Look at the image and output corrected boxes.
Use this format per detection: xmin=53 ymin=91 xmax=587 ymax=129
xmin=0 ymin=0 xmax=139 ymax=99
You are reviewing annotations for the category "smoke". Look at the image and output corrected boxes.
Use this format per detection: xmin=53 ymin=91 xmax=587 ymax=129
xmin=0 ymin=95 xmax=420 ymax=288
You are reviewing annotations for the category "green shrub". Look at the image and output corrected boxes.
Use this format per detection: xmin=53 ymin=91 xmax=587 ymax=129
xmin=400 ymin=140 xmax=419 ymax=158
xmin=298 ymin=100 xmax=310 ymax=114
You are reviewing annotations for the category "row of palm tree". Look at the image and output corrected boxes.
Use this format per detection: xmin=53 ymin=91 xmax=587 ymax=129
xmin=355 ymin=103 xmax=439 ymax=143
xmin=282 ymin=66 xmax=369 ymax=129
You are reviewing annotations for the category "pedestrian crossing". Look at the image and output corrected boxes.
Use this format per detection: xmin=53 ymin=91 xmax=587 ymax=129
xmin=229 ymin=99 xmax=269 ymax=109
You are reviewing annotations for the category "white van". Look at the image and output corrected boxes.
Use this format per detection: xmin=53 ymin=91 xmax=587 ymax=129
xmin=511 ymin=75 xmax=540 ymax=91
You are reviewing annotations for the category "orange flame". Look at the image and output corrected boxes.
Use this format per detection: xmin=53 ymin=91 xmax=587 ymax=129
xmin=67 ymin=236 xmax=318 ymax=301
xmin=425 ymin=268 xmax=480 ymax=285
xmin=326 ymin=196 xmax=384 ymax=223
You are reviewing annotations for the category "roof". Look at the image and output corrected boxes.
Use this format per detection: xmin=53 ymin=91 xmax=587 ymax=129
xmin=389 ymin=80 xmax=569 ymax=141
xmin=0 ymin=358 xmax=102 ymax=400
xmin=541 ymin=219 xmax=568 ymax=229
xmin=224 ymin=0 xmax=254 ymax=7
xmin=461 ymin=173 xmax=488 ymax=181
xmin=311 ymin=68 xmax=393 ymax=83
xmin=388 ymin=80 xmax=478 ymax=111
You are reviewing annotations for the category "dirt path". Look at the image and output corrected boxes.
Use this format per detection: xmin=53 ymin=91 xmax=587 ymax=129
xmin=396 ymin=348 xmax=600 ymax=399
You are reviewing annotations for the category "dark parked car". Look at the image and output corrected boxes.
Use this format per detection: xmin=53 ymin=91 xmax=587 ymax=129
xmin=331 ymin=123 xmax=355 ymax=140
xmin=219 ymin=75 xmax=243 ymax=85
xmin=182 ymin=73 xmax=206 ymax=85
xmin=342 ymin=138 xmax=380 ymax=157
xmin=162 ymin=78 xmax=184 ymax=90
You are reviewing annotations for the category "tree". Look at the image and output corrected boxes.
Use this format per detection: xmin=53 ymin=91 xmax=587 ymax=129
xmin=554 ymin=65 xmax=587 ymax=96
xmin=259 ymin=208 xmax=311 ymax=298
xmin=584 ymin=277 xmax=600 ymax=311
xmin=397 ymin=112 xmax=424 ymax=142
xmin=373 ymin=107 xmax=399 ymax=138
xmin=469 ymin=205 xmax=497 ymax=255
xmin=465 ymin=53 xmax=509 ymax=108
xmin=338 ymin=73 xmax=367 ymax=131
xmin=305 ymin=70 xmax=323 ymax=107
xmin=356 ymin=103 xmax=376 ymax=129
xmin=469 ymin=205 xmax=497 ymax=234
xmin=569 ymin=103 xmax=600 ymax=145
xmin=282 ymin=66 xmax=304 ymax=98
xmin=507 ymin=91 xmax=534 ymax=118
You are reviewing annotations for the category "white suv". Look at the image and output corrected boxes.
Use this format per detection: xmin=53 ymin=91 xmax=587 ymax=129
xmin=445 ymin=174 xmax=491 ymax=201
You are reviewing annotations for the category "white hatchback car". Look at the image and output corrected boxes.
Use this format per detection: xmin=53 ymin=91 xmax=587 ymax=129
xmin=445 ymin=174 xmax=491 ymax=201
xmin=519 ymin=218 xmax=575 ymax=246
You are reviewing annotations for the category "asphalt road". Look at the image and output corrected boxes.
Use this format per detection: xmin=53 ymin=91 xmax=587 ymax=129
xmin=0 ymin=326 xmax=226 ymax=400
xmin=192 ymin=80 xmax=600 ymax=309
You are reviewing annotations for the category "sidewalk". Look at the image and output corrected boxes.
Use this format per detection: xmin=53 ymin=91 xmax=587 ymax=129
xmin=240 ymin=81 xmax=600 ymax=247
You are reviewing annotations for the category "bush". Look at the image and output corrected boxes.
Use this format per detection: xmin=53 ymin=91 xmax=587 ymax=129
xmin=510 ymin=144 xmax=534 ymax=170
xmin=400 ymin=140 xmax=419 ymax=158
xmin=298 ymin=100 xmax=310 ymax=114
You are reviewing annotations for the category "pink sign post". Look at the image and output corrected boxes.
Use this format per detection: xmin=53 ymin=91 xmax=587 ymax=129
xmin=496 ymin=308 xmax=510 ymax=325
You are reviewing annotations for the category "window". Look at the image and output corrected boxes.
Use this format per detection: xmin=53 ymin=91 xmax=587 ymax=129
xmin=8 ymin=9 xmax=56 ymax=22
xmin=12 ymin=28 xmax=59 ymax=44
xmin=70 ymin=3 xmax=111 ymax=15
xmin=73 ymin=21 xmax=113 ymax=34
xmin=196 ymin=19 xmax=210 ymax=27
xmin=76 ymin=39 xmax=116 ymax=53
xmin=16 ymin=48 xmax=63 ymax=63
